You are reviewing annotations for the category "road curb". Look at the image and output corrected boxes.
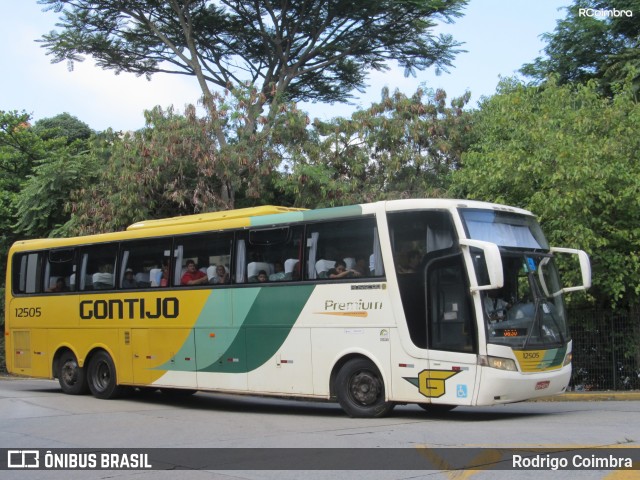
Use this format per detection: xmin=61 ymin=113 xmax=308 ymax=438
xmin=532 ymin=391 xmax=640 ymax=402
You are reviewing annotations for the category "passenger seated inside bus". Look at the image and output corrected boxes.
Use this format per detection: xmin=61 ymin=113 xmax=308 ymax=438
xmin=327 ymin=260 xmax=363 ymax=279
xmin=257 ymin=270 xmax=269 ymax=283
xmin=397 ymin=250 xmax=421 ymax=273
xmin=180 ymin=260 xmax=208 ymax=286
xmin=352 ymin=255 xmax=369 ymax=277
xmin=208 ymin=265 xmax=230 ymax=284
xmin=484 ymin=289 xmax=511 ymax=322
xmin=122 ymin=268 xmax=138 ymax=289
xmin=269 ymin=262 xmax=286 ymax=281
xmin=47 ymin=277 xmax=68 ymax=292
xmin=248 ymin=261 xmax=273 ymax=282
xmin=93 ymin=264 xmax=114 ymax=289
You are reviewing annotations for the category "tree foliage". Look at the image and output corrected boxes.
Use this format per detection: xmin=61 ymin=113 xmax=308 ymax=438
xmin=0 ymin=111 xmax=96 ymax=294
xmin=39 ymin=0 xmax=468 ymax=205
xmin=40 ymin=0 xmax=467 ymax=106
xmin=279 ymin=86 xmax=473 ymax=207
xmin=13 ymin=114 xmax=96 ymax=237
xmin=521 ymin=0 xmax=640 ymax=95
xmin=14 ymin=139 xmax=98 ymax=238
xmin=66 ymin=87 xmax=310 ymax=234
xmin=450 ymin=78 xmax=640 ymax=307
xmin=0 ymin=111 xmax=41 ymax=282
xmin=37 ymin=0 xmax=471 ymax=212
xmin=32 ymin=112 xmax=93 ymax=143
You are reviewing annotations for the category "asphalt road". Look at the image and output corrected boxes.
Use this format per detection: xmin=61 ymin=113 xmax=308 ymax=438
xmin=1 ymin=377 xmax=639 ymax=480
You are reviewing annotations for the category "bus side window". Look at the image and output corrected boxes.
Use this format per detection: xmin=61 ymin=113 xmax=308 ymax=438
xmin=13 ymin=252 xmax=44 ymax=294
xmin=242 ymin=226 xmax=304 ymax=284
xmin=45 ymin=249 xmax=75 ymax=293
xmin=305 ymin=217 xmax=383 ymax=280
xmin=78 ymin=244 xmax=119 ymax=291
xmin=174 ymin=232 xmax=233 ymax=286
xmin=120 ymin=238 xmax=173 ymax=289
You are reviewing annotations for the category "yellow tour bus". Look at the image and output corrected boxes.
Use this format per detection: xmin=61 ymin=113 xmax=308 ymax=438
xmin=4 ymin=199 xmax=591 ymax=417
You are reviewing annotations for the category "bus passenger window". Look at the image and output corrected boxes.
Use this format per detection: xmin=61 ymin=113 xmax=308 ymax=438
xmin=45 ymin=249 xmax=75 ymax=293
xmin=174 ymin=232 xmax=233 ymax=286
xmin=241 ymin=226 xmax=304 ymax=284
xmin=305 ymin=217 xmax=384 ymax=280
xmin=78 ymin=245 xmax=118 ymax=291
xmin=12 ymin=252 xmax=44 ymax=294
xmin=120 ymin=239 xmax=172 ymax=289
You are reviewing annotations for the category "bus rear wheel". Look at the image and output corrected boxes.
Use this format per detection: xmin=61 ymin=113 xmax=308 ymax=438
xmin=336 ymin=358 xmax=395 ymax=418
xmin=57 ymin=351 xmax=89 ymax=395
xmin=87 ymin=351 xmax=125 ymax=399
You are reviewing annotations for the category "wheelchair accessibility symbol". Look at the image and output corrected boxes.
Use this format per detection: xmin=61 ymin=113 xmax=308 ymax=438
xmin=456 ymin=384 xmax=468 ymax=398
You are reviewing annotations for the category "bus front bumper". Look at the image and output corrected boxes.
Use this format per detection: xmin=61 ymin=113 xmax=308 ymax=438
xmin=475 ymin=364 xmax=571 ymax=405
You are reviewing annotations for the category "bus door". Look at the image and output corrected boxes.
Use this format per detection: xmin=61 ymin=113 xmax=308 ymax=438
xmin=422 ymin=252 xmax=479 ymax=406
xmin=388 ymin=210 xmax=478 ymax=405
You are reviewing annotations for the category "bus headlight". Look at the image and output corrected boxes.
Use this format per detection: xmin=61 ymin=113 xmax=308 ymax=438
xmin=563 ymin=352 xmax=572 ymax=366
xmin=478 ymin=355 xmax=518 ymax=371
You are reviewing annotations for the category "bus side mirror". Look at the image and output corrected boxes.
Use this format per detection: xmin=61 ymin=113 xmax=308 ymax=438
xmin=550 ymin=247 xmax=591 ymax=292
xmin=459 ymin=239 xmax=504 ymax=291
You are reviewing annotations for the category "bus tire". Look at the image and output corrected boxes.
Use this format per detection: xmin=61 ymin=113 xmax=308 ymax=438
xmin=87 ymin=351 xmax=125 ymax=399
xmin=57 ymin=351 xmax=89 ymax=395
xmin=336 ymin=358 xmax=394 ymax=418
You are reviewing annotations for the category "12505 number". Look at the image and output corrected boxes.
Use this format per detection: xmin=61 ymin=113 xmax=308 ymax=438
xmin=14 ymin=307 xmax=42 ymax=318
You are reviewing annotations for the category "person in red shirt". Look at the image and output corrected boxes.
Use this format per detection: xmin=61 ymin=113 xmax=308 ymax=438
xmin=181 ymin=260 xmax=208 ymax=286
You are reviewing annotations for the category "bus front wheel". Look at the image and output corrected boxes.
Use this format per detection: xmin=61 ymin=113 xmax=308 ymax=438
xmin=336 ymin=358 xmax=395 ymax=418
xmin=87 ymin=351 xmax=125 ymax=399
xmin=57 ymin=351 xmax=89 ymax=395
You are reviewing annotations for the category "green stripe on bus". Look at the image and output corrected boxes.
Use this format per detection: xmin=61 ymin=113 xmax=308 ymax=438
xmin=159 ymin=285 xmax=315 ymax=373
xmin=199 ymin=285 xmax=315 ymax=373
xmin=249 ymin=205 xmax=363 ymax=227
xmin=545 ymin=346 xmax=567 ymax=368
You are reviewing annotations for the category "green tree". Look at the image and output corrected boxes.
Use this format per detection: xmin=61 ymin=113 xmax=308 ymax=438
xmin=279 ymin=86 xmax=473 ymax=207
xmin=450 ymin=78 xmax=640 ymax=307
xmin=32 ymin=112 xmax=93 ymax=143
xmin=521 ymin=0 xmax=640 ymax=95
xmin=0 ymin=111 xmax=45 ymax=282
xmin=39 ymin=0 xmax=468 ymax=204
xmin=66 ymin=88 xmax=310 ymax=235
xmin=0 ymin=111 xmax=93 ymax=329
xmin=13 ymin=114 xmax=96 ymax=238
xmin=13 ymin=141 xmax=98 ymax=238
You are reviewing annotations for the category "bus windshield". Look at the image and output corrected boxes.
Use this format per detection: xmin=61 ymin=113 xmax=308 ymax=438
xmin=481 ymin=253 xmax=569 ymax=348
xmin=459 ymin=208 xmax=568 ymax=348
xmin=460 ymin=209 xmax=548 ymax=250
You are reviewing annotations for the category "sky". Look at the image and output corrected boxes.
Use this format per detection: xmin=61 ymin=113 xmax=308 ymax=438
xmin=1 ymin=0 xmax=571 ymax=132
